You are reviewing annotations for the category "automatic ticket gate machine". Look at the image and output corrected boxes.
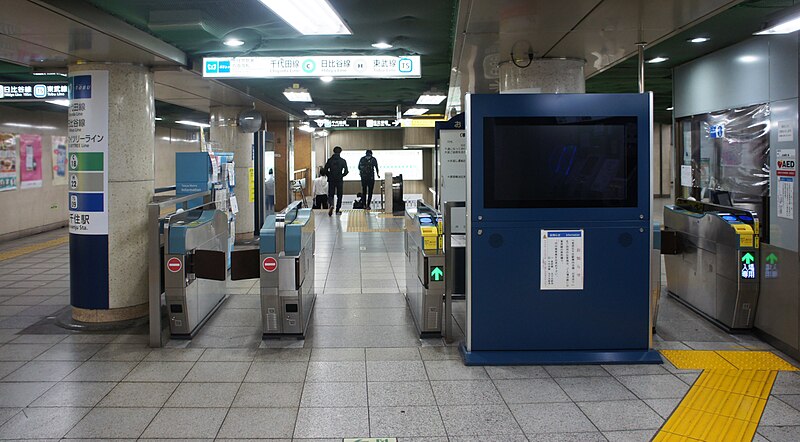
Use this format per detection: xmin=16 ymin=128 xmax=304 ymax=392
xmin=232 ymin=201 xmax=316 ymax=337
xmin=163 ymin=208 xmax=228 ymax=338
xmin=662 ymin=199 xmax=760 ymax=330
xmin=405 ymin=201 xmax=445 ymax=337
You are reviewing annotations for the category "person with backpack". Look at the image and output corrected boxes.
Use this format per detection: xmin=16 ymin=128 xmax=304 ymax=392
xmin=324 ymin=146 xmax=348 ymax=216
xmin=357 ymin=149 xmax=380 ymax=210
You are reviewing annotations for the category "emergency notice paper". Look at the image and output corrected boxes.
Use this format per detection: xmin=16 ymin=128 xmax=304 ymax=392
xmin=540 ymin=230 xmax=584 ymax=290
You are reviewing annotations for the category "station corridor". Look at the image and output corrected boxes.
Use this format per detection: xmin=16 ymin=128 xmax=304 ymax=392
xmin=0 ymin=211 xmax=797 ymax=441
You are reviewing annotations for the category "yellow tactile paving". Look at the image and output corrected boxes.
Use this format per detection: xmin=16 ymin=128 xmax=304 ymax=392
xmin=717 ymin=350 xmax=799 ymax=371
xmin=655 ymin=351 xmax=798 ymax=442
xmin=344 ymin=210 xmax=404 ymax=233
xmin=0 ymin=236 xmax=69 ymax=261
xmin=660 ymin=350 xmax=737 ymax=370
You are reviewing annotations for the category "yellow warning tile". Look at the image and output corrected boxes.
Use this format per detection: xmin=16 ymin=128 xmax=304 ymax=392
xmin=717 ymin=351 xmax=799 ymax=371
xmin=660 ymin=350 xmax=738 ymax=370
xmin=0 ymin=236 xmax=68 ymax=261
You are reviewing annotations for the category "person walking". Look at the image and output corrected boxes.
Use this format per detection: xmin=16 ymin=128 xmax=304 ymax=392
xmin=357 ymin=149 xmax=379 ymax=210
xmin=264 ymin=168 xmax=275 ymax=214
xmin=312 ymin=167 xmax=329 ymax=209
xmin=324 ymin=146 xmax=348 ymax=216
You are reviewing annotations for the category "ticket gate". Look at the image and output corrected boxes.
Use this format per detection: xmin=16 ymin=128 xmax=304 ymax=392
xmin=163 ymin=208 xmax=229 ymax=338
xmin=663 ymin=199 xmax=760 ymax=330
xmin=232 ymin=201 xmax=316 ymax=337
xmin=405 ymin=201 xmax=445 ymax=337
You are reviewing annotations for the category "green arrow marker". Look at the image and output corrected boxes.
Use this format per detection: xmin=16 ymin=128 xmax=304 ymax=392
xmin=742 ymin=253 xmax=755 ymax=264
xmin=766 ymin=253 xmax=778 ymax=264
xmin=430 ymin=267 xmax=443 ymax=281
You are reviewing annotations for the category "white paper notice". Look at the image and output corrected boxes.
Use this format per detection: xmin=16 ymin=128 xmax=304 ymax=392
xmin=779 ymin=120 xmax=794 ymax=142
xmin=680 ymin=165 xmax=693 ymax=187
xmin=230 ymin=195 xmax=239 ymax=214
xmin=778 ymin=177 xmax=794 ymax=220
xmin=540 ymin=230 xmax=584 ymax=290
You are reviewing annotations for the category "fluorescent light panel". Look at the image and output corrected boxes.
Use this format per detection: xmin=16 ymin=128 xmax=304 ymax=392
xmin=299 ymin=125 xmax=316 ymax=133
xmin=283 ymin=90 xmax=312 ymax=102
xmin=688 ymin=37 xmax=710 ymax=43
xmin=176 ymin=120 xmax=210 ymax=128
xmin=404 ymin=108 xmax=429 ymax=116
xmin=304 ymin=109 xmax=326 ymax=116
xmin=755 ymin=14 xmax=800 ymax=35
xmin=45 ymin=99 xmax=69 ymax=107
xmin=224 ymin=38 xmax=245 ymax=47
xmin=259 ymin=0 xmax=351 ymax=35
xmin=416 ymin=94 xmax=447 ymax=105
xmin=647 ymin=57 xmax=669 ymax=63
xmin=372 ymin=42 xmax=392 ymax=49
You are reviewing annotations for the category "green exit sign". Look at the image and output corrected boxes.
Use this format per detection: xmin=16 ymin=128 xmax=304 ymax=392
xmin=430 ymin=266 xmax=443 ymax=281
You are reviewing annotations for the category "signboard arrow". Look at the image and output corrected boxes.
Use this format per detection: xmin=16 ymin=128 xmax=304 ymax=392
xmin=430 ymin=266 xmax=443 ymax=281
xmin=742 ymin=253 xmax=755 ymax=264
xmin=766 ymin=253 xmax=778 ymax=264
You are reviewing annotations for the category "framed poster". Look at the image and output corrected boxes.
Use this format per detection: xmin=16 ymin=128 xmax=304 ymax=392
xmin=51 ymin=135 xmax=67 ymax=185
xmin=19 ymin=133 xmax=42 ymax=189
xmin=0 ymin=133 xmax=16 ymax=191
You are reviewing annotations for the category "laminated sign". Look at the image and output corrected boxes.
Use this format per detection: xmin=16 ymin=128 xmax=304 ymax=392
xmin=540 ymin=230 xmax=584 ymax=290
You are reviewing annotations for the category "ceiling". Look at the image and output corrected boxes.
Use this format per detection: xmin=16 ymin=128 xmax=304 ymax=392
xmin=0 ymin=0 xmax=799 ymax=127
xmin=82 ymin=0 xmax=459 ymax=118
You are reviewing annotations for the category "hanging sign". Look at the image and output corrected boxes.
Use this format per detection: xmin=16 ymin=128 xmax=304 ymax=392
xmin=203 ymin=55 xmax=421 ymax=79
xmin=68 ymin=70 xmax=109 ymax=235
xmin=0 ymin=82 xmax=68 ymax=101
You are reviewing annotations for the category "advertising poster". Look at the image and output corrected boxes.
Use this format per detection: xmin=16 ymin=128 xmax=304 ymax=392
xmin=18 ymin=133 xmax=42 ymax=189
xmin=51 ymin=135 xmax=67 ymax=185
xmin=0 ymin=133 xmax=17 ymax=191
xmin=68 ymin=70 xmax=109 ymax=235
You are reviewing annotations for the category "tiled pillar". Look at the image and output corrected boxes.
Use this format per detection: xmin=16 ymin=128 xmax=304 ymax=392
xmin=210 ymin=106 xmax=255 ymax=238
xmin=68 ymin=63 xmax=154 ymax=322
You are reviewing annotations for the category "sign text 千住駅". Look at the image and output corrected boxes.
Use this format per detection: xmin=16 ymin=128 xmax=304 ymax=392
xmin=202 ymin=56 xmax=421 ymax=78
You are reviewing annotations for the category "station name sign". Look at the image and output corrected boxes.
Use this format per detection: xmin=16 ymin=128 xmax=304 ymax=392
xmin=202 ymin=55 xmax=421 ymax=79
xmin=0 ymin=82 xmax=68 ymax=101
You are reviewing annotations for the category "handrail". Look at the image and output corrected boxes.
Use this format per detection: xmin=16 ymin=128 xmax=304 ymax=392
xmin=154 ymin=185 xmax=177 ymax=194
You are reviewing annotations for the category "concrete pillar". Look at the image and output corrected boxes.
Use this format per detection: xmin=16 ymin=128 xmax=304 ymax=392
xmin=499 ymin=58 xmax=585 ymax=94
xmin=68 ymin=63 xmax=154 ymax=322
xmin=209 ymin=106 xmax=254 ymax=238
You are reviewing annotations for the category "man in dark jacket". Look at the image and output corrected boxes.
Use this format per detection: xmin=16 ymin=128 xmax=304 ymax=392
xmin=358 ymin=149 xmax=379 ymax=210
xmin=324 ymin=146 xmax=348 ymax=216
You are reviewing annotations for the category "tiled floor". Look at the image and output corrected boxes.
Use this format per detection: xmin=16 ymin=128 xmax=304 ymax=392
xmin=0 ymin=209 xmax=799 ymax=441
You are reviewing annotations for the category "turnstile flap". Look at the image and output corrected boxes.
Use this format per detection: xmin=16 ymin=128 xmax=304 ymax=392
xmin=190 ymin=250 xmax=227 ymax=281
xmin=230 ymin=248 xmax=261 ymax=280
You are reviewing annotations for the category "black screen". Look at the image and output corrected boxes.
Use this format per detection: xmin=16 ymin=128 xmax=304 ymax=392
xmin=484 ymin=116 xmax=638 ymax=208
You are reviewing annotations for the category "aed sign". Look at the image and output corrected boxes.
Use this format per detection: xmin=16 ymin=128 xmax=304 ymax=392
xmin=777 ymin=158 xmax=796 ymax=177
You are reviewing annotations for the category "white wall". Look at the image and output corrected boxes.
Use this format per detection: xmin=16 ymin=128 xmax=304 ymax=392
xmin=0 ymin=106 xmax=69 ymax=241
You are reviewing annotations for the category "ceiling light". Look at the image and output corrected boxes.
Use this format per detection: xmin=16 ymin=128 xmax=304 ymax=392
xmin=155 ymin=117 xmax=163 ymax=121
xmin=315 ymin=129 xmax=329 ymax=137
xmin=688 ymin=37 xmax=710 ymax=43
xmin=299 ymin=124 xmax=315 ymax=133
xmin=45 ymin=99 xmax=69 ymax=107
xmin=416 ymin=94 xmax=447 ymax=105
xmin=320 ymin=76 xmax=334 ymax=83
xmin=738 ymin=55 xmax=760 ymax=63
xmin=646 ymin=57 xmax=669 ymax=64
xmin=403 ymin=108 xmax=429 ymax=116
xmin=755 ymin=14 xmax=800 ymax=35
xmin=666 ymin=107 xmax=674 ymax=111
xmin=32 ymin=72 xmax=67 ymax=77
xmin=371 ymin=42 xmax=393 ymax=49
xmin=176 ymin=120 xmax=211 ymax=128
xmin=259 ymin=0 xmax=351 ymax=35
xmin=283 ymin=88 xmax=312 ymax=102
xmin=224 ymin=38 xmax=245 ymax=47
xmin=304 ymin=109 xmax=326 ymax=116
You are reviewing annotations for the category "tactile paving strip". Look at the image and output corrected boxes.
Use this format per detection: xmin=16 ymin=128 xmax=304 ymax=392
xmin=344 ymin=210 xmax=404 ymax=232
xmin=0 ymin=236 xmax=68 ymax=261
xmin=655 ymin=351 xmax=798 ymax=442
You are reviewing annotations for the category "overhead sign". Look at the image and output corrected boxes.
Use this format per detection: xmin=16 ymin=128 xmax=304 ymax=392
xmin=0 ymin=82 xmax=68 ymax=101
xmin=202 ymin=55 xmax=421 ymax=78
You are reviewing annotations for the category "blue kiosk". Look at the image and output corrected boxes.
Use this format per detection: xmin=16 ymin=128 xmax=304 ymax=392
xmin=462 ymin=93 xmax=661 ymax=365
